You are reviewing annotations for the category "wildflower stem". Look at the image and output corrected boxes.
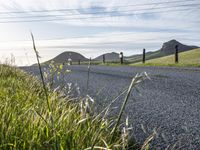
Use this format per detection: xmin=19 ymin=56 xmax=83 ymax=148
xmin=31 ymin=33 xmax=51 ymax=112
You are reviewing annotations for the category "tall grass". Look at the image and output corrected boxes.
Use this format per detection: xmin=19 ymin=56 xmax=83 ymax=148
xmin=0 ymin=64 xmax=153 ymax=149
xmin=0 ymin=65 xmax=125 ymax=149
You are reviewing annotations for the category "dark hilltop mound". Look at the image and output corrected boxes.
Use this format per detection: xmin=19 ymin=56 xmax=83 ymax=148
xmin=94 ymin=52 xmax=120 ymax=61
xmin=49 ymin=51 xmax=88 ymax=63
xmin=160 ymin=39 xmax=198 ymax=54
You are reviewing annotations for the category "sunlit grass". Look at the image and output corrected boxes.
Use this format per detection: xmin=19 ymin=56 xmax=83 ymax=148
xmin=131 ymin=48 xmax=200 ymax=67
xmin=0 ymin=65 xmax=126 ymax=149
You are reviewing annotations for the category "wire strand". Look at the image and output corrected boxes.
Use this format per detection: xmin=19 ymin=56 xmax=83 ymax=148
xmin=0 ymin=0 xmax=198 ymax=14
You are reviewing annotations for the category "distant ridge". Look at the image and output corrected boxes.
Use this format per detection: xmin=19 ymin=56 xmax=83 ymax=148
xmin=94 ymin=52 xmax=120 ymax=61
xmin=49 ymin=51 xmax=88 ymax=63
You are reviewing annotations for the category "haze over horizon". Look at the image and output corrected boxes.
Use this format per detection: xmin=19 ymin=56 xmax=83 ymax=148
xmin=0 ymin=0 xmax=199 ymax=66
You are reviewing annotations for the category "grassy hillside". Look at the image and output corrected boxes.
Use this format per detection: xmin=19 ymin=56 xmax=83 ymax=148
xmin=131 ymin=48 xmax=200 ymax=67
xmin=0 ymin=64 xmax=142 ymax=149
xmin=126 ymin=40 xmax=199 ymax=64
xmin=126 ymin=50 xmax=163 ymax=63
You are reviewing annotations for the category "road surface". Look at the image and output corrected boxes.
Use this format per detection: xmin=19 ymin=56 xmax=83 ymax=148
xmin=22 ymin=65 xmax=200 ymax=149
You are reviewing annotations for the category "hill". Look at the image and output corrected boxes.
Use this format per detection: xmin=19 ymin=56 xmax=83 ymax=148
xmin=131 ymin=48 xmax=200 ymax=67
xmin=94 ymin=52 xmax=120 ymax=61
xmin=48 ymin=51 xmax=88 ymax=63
xmin=127 ymin=40 xmax=199 ymax=63
xmin=160 ymin=39 xmax=198 ymax=54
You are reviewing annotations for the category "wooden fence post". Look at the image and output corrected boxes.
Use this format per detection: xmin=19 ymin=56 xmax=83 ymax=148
xmin=103 ymin=54 xmax=105 ymax=63
xmin=175 ymin=45 xmax=179 ymax=63
xmin=143 ymin=48 xmax=146 ymax=63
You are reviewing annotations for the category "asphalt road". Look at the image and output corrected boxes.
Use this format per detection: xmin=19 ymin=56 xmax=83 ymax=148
xmin=22 ymin=65 xmax=200 ymax=149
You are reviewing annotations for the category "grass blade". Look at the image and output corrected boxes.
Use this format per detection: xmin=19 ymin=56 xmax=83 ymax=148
xmin=111 ymin=73 xmax=148 ymax=143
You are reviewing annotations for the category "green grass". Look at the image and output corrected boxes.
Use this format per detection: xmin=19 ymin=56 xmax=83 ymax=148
xmin=0 ymin=64 xmax=143 ymax=150
xmin=126 ymin=50 xmax=164 ymax=63
xmin=130 ymin=48 xmax=200 ymax=67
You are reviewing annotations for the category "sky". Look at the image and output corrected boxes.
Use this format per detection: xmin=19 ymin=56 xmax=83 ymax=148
xmin=0 ymin=0 xmax=199 ymax=66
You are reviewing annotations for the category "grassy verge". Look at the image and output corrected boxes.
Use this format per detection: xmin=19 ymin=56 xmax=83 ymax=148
xmin=0 ymin=64 xmax=135 ymax=149
xmin=130 ymin=48 xmax=200 ymax=67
